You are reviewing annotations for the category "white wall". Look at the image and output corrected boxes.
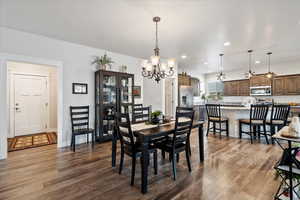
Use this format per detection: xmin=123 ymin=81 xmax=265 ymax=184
xmin=0 ymin=27 xmax=144 ymax=159
xmin=7 ymin=61 xmax=58 ymax=137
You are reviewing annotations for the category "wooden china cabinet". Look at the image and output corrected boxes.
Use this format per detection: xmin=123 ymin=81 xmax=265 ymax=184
xmin=95 ymin=70 xmax=134 ymax=142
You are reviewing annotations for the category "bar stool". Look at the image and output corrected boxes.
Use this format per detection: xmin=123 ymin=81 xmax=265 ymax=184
xmin=267 ymin=104 xmax=290 ymax=144
xmin=206 ymin=104 xmax=229 ymax=138
xmin=239 ymin=104 xmax=269 ymax=144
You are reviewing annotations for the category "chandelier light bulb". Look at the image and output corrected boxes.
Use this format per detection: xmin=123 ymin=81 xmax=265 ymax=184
xmin=151 ymin=55 xmax=160 ymax=66
xmin=141 ymin=59 xmax=148 ymax=68
xmin=146 ymin=63 xmax=152 ymax=71
xmin=161 ymin=63 xmax=167 ymax=71
xmin=167 ymin=59 xmax=175 ymax=68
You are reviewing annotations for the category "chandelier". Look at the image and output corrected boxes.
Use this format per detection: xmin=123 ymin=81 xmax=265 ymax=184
xmin=216 ymin=53 xmax=225 ymax=81
xmin=141 ymin=16 xmax=175 ymax=83
xmin=245 ymin=49 xmax=255 ymax=78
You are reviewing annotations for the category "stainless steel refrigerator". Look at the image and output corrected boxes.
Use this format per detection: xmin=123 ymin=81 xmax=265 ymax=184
xmin=179 ymin=86 xmax=193 ymax=107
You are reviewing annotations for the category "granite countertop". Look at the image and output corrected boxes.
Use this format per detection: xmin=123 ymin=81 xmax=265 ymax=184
xmin=220 ymin=106 xmax=250 ymax=110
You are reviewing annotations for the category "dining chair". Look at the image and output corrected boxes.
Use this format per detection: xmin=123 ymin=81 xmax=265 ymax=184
xmin=155 ymin=109 xmax=194 ymax=180
xmin=267 ymin=104 xmax=290 ymax=144
xmin=70 ymin=106 xmax=95 ymax=152
xmin=132 ymin=104 xmax=151 ymax=124
xmin=206 ymin=104 xmax=229 ymax=138
xmin=115 ymin=112 xmax=158 ymax=186
xmin=239 ymin=104 xmax=269 ymax=144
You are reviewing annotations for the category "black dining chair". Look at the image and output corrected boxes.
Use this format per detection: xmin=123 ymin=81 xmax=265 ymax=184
xmin=115 ymin=112 xmax=158 ymax=186
xmin=206 ymin=104 xmax=229 ymax=138
xmin=155 ymin=109 xmax=194 ymax=180
xmin=132 ymin=104 xmax=151 ymax=124
xmin=70 ymin=106 xmax=95 ymax=152
xmin=267 ymin=104 xmax=290 ymax=144
xmin=239 ymin=104 xmax=269 ymax=144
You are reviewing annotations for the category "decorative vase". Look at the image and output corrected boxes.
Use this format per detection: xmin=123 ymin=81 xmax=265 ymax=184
xmin=151 ymin=117 xmax=160 ymax=124
xmin=289 ymin=117 xmax=300 ymax=137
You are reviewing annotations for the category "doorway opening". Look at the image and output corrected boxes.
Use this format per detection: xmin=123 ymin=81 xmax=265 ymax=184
xmin=164 ymin=78 xmax=175 ymax=118
xmin=7 ymin=61 xmax=58 ymax=152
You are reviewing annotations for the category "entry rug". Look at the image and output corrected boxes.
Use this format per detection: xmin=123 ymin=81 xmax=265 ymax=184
xmin=8 ymin=132 xmax=57 ymax=152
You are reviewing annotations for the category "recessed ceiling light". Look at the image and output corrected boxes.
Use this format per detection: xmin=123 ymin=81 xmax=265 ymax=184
xmin=204 ymin=62 xmax=208 ymax=65
xmin=255 ymin=60 xmax=261 ymax=64
xmin=224 ymin=41 xmax=231 ymax=46
xmin=181 ymin=55 xmax=187 ymax=59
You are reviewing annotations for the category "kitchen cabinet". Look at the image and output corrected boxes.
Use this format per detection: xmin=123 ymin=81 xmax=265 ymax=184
xmin=178 ymin=74 xmax=191 ymax=86
xmin=273 ymin=74 xmax=300 ymax=96
xmin=238 ymin=79 xmax=250 ymax=96
xmin=250 ymin=74 xmax=272 ymax=87
xmin=224 ymin=80 xmax=239 ymax=96
xmin=285 ymin=75 xmax=300 ymax=95
xmin=273 ymin=77 xmax=286 ymax=95
xmin=223 ymin=79 xmax=249 ymax=96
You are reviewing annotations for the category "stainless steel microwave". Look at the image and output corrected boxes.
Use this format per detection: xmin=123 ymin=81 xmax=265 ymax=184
xmin=250 ymin=86 xmax=272 ymax=96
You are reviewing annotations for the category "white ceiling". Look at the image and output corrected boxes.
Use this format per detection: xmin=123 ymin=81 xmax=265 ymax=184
xmin=1 ymin=0 xmax=300 ymax=73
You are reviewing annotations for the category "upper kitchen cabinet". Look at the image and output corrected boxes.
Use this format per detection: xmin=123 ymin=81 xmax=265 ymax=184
xmin=178 ymin=74 xmax=191 ymax=86
xmin=273 ymin=76 xmax=286 ymax=95
xmin=238 ymin=79 xmax=250 ymax=96
xmin=273 ymin=74 xmax=300 ymax=96
xmin=250 ymin=74 xmax=272 ymax=87
xmin=224 ymin=80 xmax=239 ymax=96
xmin=285 ymin=75 xmax=300 ymax=95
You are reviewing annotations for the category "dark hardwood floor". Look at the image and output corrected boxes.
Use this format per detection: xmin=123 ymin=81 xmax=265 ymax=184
xmin=0 ymin=130 xmax=282 ymax=200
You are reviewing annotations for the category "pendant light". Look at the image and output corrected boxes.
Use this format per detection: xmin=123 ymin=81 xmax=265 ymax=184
xmin=245 ymin=50 xmax=255 ymax=78
xmin=216 ymin=53 xmax=225 ymax=81
xmin=266 ymin=52 xmax=274 ymax=79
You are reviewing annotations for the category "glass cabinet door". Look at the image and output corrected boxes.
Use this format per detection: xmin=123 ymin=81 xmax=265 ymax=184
xmin=119 ymin=75 xmax=133 ymax=104
xmin=102 ymin=74 xmax=117 ymax=105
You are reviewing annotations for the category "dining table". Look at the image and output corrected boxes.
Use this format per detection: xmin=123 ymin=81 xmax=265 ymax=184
xmin=111 ymin=120 xmax=205 ymax=194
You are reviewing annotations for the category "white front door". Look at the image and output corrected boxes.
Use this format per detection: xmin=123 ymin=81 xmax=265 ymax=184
xmin=13 ymin=74 xmax=48 ymax=136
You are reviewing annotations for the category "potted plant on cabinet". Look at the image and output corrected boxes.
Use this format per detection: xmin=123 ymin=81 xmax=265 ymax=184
xmin=92 ymin=53 xmax=114 ymax=70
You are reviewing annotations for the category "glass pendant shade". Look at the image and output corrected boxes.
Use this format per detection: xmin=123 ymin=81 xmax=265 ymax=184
xmin=246 ymin=50 xmax=255 ymax=79
xmin=217 ymin=53 xmax=225 ymax=81
xmin=265 ymin=52 xmax=274 ymax=79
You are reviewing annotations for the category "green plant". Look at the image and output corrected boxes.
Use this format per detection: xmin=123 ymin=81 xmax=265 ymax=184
xmin=91 ymin=53 xmax=114 ymax=68
xmin=201 ymin=93 xmax=207 ymax=100
xmin=151 ymin=110 xmax=162 ymax=119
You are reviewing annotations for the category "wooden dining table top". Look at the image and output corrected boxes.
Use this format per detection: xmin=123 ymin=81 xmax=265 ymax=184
xmin=133 ymin=121 xmax=204 ymax=139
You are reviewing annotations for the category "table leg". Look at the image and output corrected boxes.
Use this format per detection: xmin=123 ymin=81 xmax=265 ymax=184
xmin=198 ymin=124 xmax=204 ymax=162
xmin=288 ymin=141 xmax=293 ymax=200
xmin=141 ymin=140 xmax=149 ymax=194
xmin=112 ymin=127 xmax=117 ymax=167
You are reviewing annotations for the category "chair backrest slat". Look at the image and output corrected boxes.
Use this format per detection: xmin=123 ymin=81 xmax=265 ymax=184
xmin=206 ymin=104 xmax=221 ymax=119
xmin=70 ymin=106 xmax=90 ymax=131
xmin=172 ymin=108 xmax=194 ymax=147
xmin=115 ymin=112 xmax=135 ymax=149
xmin=132 ymin=104 xmax=151 ymax=123
xmin=250 ymin=104 xmax=269 ymax=122
xmin=271 ymin=104 xmax=290 ymax=125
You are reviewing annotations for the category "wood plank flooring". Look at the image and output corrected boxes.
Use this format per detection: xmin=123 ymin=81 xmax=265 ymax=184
xmin=0 ymin=130 xmax=282 ymax=200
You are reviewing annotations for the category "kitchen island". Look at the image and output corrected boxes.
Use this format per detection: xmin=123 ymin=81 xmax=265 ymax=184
xmin=219 ymin=105 xmax=300 ymax=138
xmin=220 ymin=106 xmax=250 ymax=138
